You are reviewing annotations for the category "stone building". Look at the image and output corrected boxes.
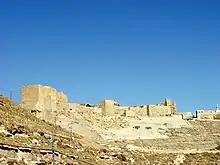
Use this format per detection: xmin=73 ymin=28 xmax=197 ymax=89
xmin=196 ymin=109 xmax=220 ymax=120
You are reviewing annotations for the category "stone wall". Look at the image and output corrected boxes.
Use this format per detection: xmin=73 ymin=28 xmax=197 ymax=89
xmin=22 ymin=85 xmax=42 ymax=110
xmin=147 ymin=105 xmax=172 ymax=117
xmin=196 ymin=110 xmax=219 ymax=120
xmin=68 ymin=103 xmax=79 ymax=111
xmin=176 ymin=112 xmax=193 ymax=120
xmin=113 ymin=98 xmax=176 ymax=117
xmin=22 ymin=85 xmax=178 ymax=119
xmin=130 ymin=106 xmax=148 ymax=116
xmin=100 ymin=100 xmax=116 ymax=116
xmin=22 ymin=85 xmax=68 ymax=112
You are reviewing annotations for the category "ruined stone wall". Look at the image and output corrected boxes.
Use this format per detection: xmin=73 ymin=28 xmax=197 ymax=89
xmin=163 ymin=98 xmax=177 ymax=114
xmin=68 ymin=103 xmax=79 ymax=111
xmin=176 ymin=112 xmax=193 ymax=120
xmin=22 ymin=85 xmax=41 ymax=110
xmin=112 ymin=99 xmax=176 ymax=117
xmin=147 ymin=105 xmax=172 ymax=117
xmin=116 ymin=106 xmax=129 ymax=111
xmin=115 ymin=104 xmax=175 ymax=117
xmin=129 ymin=106 xmax=148 ymax=116
xmin=100 ymin=100 xmax=116 ymax=116
xmin=22 ymin=85 xmax=68 ymax=112
xmin=22 ymin=85 xmax=177 ymax=120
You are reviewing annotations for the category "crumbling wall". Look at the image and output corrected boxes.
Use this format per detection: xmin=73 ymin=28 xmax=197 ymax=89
xmin=163 ymin=98 xmax=177 ymax=114
xmin=68 ymin=103 xmax=79 ymax=111
xmin=116 ymin=106 xmax=129 ymax=111
xmin=113 ymin=98 xmax=177 ymax=117
xmin=147 ymin=105 xmax=172 ymax=117
xmin=22 ymin=85 xmax=41 ymax=110
xmin=22 ymin=85 xmax=68 ymax=112
xmin=22 ymin=85 xmax=178 ymax=120
xmin=130 ymin=106 xmax=148 ymax=116
xmin=176 ymin=112 xmax=193 ymax=120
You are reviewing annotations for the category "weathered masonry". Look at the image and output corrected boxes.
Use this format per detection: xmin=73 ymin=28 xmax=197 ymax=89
xmin=21 ymin=85 xmax=177 ymax=118
xmin=22 ymin=85 xmax=68 ymax=112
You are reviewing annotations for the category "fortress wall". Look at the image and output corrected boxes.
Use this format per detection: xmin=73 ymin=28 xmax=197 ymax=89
xmin=176 ymin=112 xmax=193 ymax=120
xmin=116 ymin=106 xmax=129 ymax=111
xmin=78 ymin=105 xmax=96 ymax=113
xmin=147 ymin=105 xmax=172 ymax=117
xmin=68 ymin=103 xmax=79 ymax=111
xmin=115 ymin=106 xmax=130 ymax=116
xmin=130 ymin=106 xmax=148 ymax=116
xmin=93 ymin=107 xmax=102 ymax=113
xmin=42 ymin=86 xmax=57 ymax=104
xmin=115 ymin=102 xmax=176 ymax=117
xmin=22 ymin=85 xmax=68 ymax=112
xmin=56 ymin=92 xmax=69 ymax=110
xmin=68 ymin=103 xmax=102 ymax=113
xmin=22 ymin=85 xmax=177 ymax=119
xmin=101 ymin=100 xmax=116 ymax=116
xmin=56 ymin=92 xmax=68 ymax=102
xmin=22 ymin=85 xmax=40 ymax=110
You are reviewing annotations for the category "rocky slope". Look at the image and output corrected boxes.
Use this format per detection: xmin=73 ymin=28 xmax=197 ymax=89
xmin=0 ymin=96 xmax=220 ymax=164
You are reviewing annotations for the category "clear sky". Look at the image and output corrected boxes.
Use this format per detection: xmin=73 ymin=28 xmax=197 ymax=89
xmin=1 ymin=0 xmax=220 ymax=113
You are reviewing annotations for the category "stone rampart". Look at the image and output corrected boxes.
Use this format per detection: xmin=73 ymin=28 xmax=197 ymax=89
xmin=106 ymin=98 xmax=177 ymax=117
xmin=22 ymin=85 xmax=68 ymax=112
xmin=22 ymin=85 xmax=178 ymax=119
xmin=100 ymin=100 xmax=116 ymax=116
xmin=147 ymin=104 xmax=172 ymax=117
xmin=176 ymin=112 xmax=193 ymax=120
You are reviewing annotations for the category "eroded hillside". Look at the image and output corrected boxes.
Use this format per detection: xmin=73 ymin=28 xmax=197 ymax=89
xmin=0 ymin=98 xmax=127 ymax=164
xmin=0 ymin=96 xmax=220 ymax=165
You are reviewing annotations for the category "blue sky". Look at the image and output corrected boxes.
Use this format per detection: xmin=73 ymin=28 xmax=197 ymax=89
xmin=0 ymin=0 xmax=220 ymax=113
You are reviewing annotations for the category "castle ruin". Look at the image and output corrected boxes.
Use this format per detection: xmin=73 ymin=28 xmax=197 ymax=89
xmin=21 ymin=85 xmax=177 ymax=119
xmin=20 ymin=85 xmax=220 ymax=141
